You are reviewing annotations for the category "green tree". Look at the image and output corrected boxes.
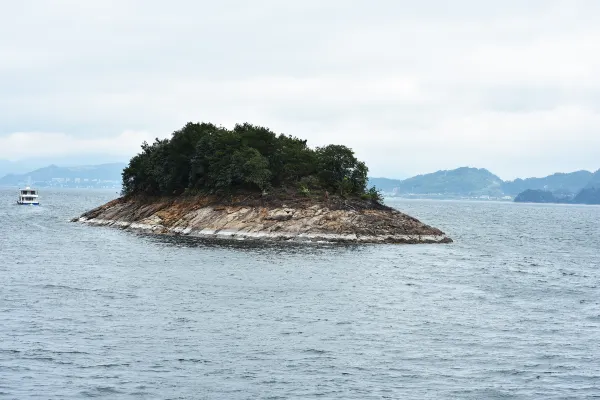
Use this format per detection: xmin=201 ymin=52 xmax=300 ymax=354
xmin=315 ymin=145 xmax=368 ymax=195
xmin=121 ymin=121 xmax=375 ymax=201
xmin=232 ymin=147 xmax=271 ymax=191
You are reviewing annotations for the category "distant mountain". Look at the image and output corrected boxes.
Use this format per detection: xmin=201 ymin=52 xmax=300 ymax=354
xmin=573 ymin=187 xmax=600 ymax=204
xmin=0 ymin=163 xmax=126 ymax=188
xmin=0 ymin=156 xmax=128 ymax=178
xmin=515 ymin=187 xmax=600 ymax=205
xmin=367 ymin=167 xmax=600 ymax=199
xmin=0 ymin=159 xmax=35 ymax=178
xmin=391 ymin=167 xmax=504 ymax=196
xmin=368 ymin=177 xmax=404 ymax=193
xmin=584 ymin=170 xmax=600 ymax=189
xmin=514 ymin=170 xmax=600 ymax=205
xmin=502 ymin=171 xmax=593 ymax=195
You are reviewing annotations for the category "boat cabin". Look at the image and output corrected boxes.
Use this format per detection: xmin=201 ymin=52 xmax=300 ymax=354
xmin=17 ymin=187 xmax=40 ymax=205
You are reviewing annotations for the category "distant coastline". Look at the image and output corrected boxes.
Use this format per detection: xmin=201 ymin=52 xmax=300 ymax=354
xmin=370 ymin=167 xmax=600 ymax=202
xmin=3 ymin=160 xmax=599 ymax=204
xmin=0 ymin=163 xmax=125 ymax=189
xmin=514 ymin=188 xmax=600 ymax=205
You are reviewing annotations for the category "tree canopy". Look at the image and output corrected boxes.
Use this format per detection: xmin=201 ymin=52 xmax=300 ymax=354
xmin=122 ymin=122 xmax=379 ymax=201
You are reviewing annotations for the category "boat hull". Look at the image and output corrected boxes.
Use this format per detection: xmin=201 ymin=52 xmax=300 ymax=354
xmin=17 ymin=202 xmax=40 ymax=205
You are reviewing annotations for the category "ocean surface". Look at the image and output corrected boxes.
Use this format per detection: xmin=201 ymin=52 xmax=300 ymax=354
xmin=1 ymin=188 xmax=599 ymax=399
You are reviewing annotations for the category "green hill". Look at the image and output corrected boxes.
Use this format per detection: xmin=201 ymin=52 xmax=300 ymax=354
xmin=392 ymin=167 xmax=504 ymax=196
xmin=368 ymin=168 xmax=599 ymax=198
xmin=514 ymin=189 xmax=560 ymax=203
xmin=367 ymin=177 xmax=404 ymax=193
xmin=502 ymin=171 xmax=592 ymax=195
xmin=584 ymin=170 xmax=600 ymax=189
xmin=514 ymin=170 xmax=600 ymax=205
xmin=573 ymin=187 xmax=600 ymax=204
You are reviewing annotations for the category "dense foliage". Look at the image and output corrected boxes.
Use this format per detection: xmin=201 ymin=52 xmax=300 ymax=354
xmin=122 ymin=122 xmax=380 ymax=201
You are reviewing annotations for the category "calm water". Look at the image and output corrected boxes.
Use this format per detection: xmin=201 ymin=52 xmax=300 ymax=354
xmin=1 ymin=189 xmax=599 ymax=399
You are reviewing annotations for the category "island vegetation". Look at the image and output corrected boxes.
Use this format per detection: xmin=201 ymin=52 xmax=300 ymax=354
xmin=121 ymin=122 xmax=381 ymax=203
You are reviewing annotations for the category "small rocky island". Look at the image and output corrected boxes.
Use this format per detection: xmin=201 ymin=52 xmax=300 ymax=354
xmin=514 ymin=186 xmax=600 ymax=205
xmin=75 ymin=122 xmax=452 ymax=244
xmin=514 ymin=189 xmax=568 ymax=204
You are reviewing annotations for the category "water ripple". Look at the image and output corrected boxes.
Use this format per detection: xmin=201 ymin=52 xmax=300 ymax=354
xmin=1 ymin=190 xmax=599 ymax=398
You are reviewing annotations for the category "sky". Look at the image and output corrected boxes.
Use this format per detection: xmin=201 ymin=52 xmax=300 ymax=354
xmin=1 ymin=0 xmax=599 ymax=180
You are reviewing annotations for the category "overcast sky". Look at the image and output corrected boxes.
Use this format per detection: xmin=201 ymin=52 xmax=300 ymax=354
xmin=1 ymin=0 xmax=599 ymax=179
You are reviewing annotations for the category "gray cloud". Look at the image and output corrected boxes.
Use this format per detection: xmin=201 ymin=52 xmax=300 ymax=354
xmin=1 ymin=0 xmax=599 ymax=179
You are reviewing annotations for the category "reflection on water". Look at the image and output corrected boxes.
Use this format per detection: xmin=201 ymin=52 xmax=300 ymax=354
xmin=144 ymin=232 xmax=365 ymax=254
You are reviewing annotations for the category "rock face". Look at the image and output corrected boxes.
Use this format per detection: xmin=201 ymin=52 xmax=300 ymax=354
xmin=74 ymin=196 xmax=452 ymax=244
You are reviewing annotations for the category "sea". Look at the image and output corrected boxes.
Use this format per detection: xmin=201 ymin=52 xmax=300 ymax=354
xmin=1 ymin=188 xmax=599 ymax=399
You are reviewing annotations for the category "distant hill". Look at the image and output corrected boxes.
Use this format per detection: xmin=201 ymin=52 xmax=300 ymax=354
xmin=368 ymin=177 xmax=404 ymax=193
xmin=391 ymin=167 xmax=504 ymax=196
xmin=0 ymin=163 xmax=126 ymax=188
xmin=502 ymin=170 xmax=593 ymax=195
xmin=573 ymin=187 xmax=600 ymax=204
xmin=515 ymin=187 xmax=600 ymax=205
xmin=0 ymin=160 xmax=33 ymax=178
xmin=0 ymin=156 xmax=127 ymax=178
xmin=367 ymin=167 xmax=600 ymax=199
xmin=584 ymin=170 xmax=600 ymax=189
xmin=514 ymin=170 xmax=600 ymax=205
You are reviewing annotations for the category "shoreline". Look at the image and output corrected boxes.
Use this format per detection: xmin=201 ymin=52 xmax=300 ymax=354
xmin=76 ymin=216 xmax=452 ymax=244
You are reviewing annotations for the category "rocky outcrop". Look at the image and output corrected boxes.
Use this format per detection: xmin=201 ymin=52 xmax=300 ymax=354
xmin=74 ymin=196 xmax=452 ymax=244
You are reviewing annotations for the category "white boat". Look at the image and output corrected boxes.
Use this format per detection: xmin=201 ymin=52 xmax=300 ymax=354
xmin=17 ymin=187 xmax=40 ymax=205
